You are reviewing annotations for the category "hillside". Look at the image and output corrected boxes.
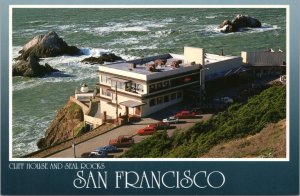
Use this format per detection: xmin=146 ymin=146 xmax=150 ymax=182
xmin=122 ymin=84 xmax=286 ymax=158
xmin=36 ymin=100 xmax=84 ymax=149
xmin=201 ymin=119 xmax=286 ymax=158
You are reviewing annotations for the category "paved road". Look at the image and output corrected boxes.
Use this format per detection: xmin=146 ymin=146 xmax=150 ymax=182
xmin=50 ymin=114 xmax=211 ymax=158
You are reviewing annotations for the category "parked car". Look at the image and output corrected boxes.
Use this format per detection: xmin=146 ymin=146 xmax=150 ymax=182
xmin=109 ymin=135 xmax=134 ymax=148
xmin=81 ymin=151 xmax=108 ymax=158
xmin=148 ymin=121 xmax=171 ymax=130
xmin=174 ymin=110 xmax=196 ymax=119
xmin=213 ymin=97 xmax=233 ymax=104
xmin=94 ymin=145 xmax=120 ymax=153
xmin=162 ymin=116 xmax=179 ymax=124
xmin=137 ymin=126 xmax=157 ymax=135
xmin=89 ymin=150 xmax=108 ymax=158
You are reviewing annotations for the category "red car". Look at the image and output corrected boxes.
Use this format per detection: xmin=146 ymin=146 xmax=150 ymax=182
xmin=137 ymin=126 xmax=157 ymax=135
xmin=109 ymin=135 xmax=134 ymax=148
xmin=148 ymin=121 xmax=171 ymax=130
xmin=174 ymin=110 xmax=196 ymax=119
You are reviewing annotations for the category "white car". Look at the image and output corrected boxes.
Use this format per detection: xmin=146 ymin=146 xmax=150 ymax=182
xmin=163 ymin=116 xmax=179 ymax=124
xmin=221 ymin=97 xmax=234 ymax=104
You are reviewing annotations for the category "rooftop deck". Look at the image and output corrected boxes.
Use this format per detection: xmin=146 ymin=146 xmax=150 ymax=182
xmin=99 ymin=53 xmax=241 ymax=81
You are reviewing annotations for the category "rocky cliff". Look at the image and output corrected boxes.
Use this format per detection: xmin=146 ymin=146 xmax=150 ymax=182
xmin=219 ymin=14 xmax=262 ymax=33
xmin=16 ymin=31 xmax=80 ymax=61
xmin=37 ymin=100 xmax=84 ymax=149
xmin=13 ymin=54 xmax=59 ymax=77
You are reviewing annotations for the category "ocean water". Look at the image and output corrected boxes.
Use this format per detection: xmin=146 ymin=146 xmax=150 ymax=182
xmin=12 ymin=8 xmax=286 ymax=157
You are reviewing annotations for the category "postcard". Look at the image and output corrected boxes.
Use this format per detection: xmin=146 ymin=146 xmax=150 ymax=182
xmin=1 ymin=1 xmax=299 ymax=195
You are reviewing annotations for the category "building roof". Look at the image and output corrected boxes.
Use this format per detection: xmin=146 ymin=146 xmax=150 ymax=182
xmin=119 ymin=100 xmax=146 ymax=108
xmin=99 ymin=53 xmax=241 ymax=81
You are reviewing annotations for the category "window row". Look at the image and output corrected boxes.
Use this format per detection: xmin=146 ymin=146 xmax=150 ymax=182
xmin=148 ymin=73 xmax=199 ymax=93
xmin=149 ymin=91 xmax=182 ymax=107
xmin=149 ymin=80 xmax=170 ymax=93
xmin=100 ymin=75 xmax=144 ymax=93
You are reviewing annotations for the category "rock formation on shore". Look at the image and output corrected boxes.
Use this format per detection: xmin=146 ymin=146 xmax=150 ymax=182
xmin=15 ymin=31 xmax=80 ymax=61
xmin=12 ymin=55 xmax=59 ymax=77
xmin=219 ymin=15 xmax=262 ymax=33
xmin=37 ymin=100 xmax=84 ymax=149
xmin=81 ymin=53 xmax=123 ymax=64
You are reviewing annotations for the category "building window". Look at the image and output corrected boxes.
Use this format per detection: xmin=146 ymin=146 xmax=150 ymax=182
xmin=163 ymin=81 xmax=169 ymax=88
xmin=107 ymin=78 xmax=111 ymax=85
xmin=170 ymin=93 xmax=176 ymax=100
xmin=150 ymin=99 xmax=156 ymax=107
xmin=164 ymin=95 xmax=169 ymax=103
xmin=157 ymin=97 xmax=163 ymax=104
xmin=156 ymin=82 xmax=162 ymax=89
xmin=102 ymin=89 xmax=112 ymax=97
xmin=149 ymin=84 xmax=156 ymax=93
xmin=177 ymin=92 xmax=182 ymax=98
xmin=136 ymin=84 xmax=144 ymax=93
xmin=131 ymin=83 xmax=137 ymax=92
xmin=125 ymin=82 xmax=132 ymax=91
xmin=117 ymin=82 xmax=125 ymax=90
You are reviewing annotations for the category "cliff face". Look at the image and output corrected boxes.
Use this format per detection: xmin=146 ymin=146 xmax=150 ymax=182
xmin=37 ymin=100 xmax=84 ymax=149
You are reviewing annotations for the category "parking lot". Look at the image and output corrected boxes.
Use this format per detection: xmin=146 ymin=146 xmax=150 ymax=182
xmin=50 ymin=103 xmax=212 ymax=158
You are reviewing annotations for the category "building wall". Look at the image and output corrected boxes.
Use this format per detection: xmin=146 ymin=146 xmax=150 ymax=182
xmin=184 ymin=46 xmax=204 ymax=65
xmin=99 ymin=65 xmax=148 ymax=81
xmin=100 ymin=91 xmax=143 ymax=119
xmin=141 ymin=90 xmax=183 ymax=117
xmin=84 ymin=115 xmax=102 ymax=128
xmin=241 ymin=51 xmax=283 ymax=66
xmin=99 ymin=74 xmax=147 ymax=96
xmin=204 ymin=56 xmax=242 ymax=76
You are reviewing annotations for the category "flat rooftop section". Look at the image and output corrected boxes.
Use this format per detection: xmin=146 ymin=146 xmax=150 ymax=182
xmin=99 ymin=53 xmax=240 ymax=79
xmin=101 ymin=54 xmax=186 ymax=76
xmin=204 ymin=53 xmax=240 ymax=64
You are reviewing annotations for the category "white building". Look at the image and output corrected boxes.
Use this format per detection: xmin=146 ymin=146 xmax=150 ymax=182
xmin=241 ymin=49 xmax=285 ymax=78
xmin=97 ymin=47 xmax=242 ymax=121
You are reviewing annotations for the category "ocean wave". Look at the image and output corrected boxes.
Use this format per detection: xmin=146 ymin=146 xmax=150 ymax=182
xmin=26 ymin=20 xmax=48 ymax=25
xmin=205 ymin=16 xmax=218 ymax=19
xmin=154 ymin=29 xmax=176 ymax=37
xmin=199 ymin=23 xmax=281 ymax=38
xmin=127 ymin=45 xmax=158 ymax=51
xmin=80 ymin=47 xmax=110 ymax=56
xmin=13 ymin=116 xmax=52 ymax=157
xmin=57 ymin=24 xmax=76 ymax=31
xmin=12 ymin=46 xmax=137 ymax=92
xmin=89 ymin=19 xmax=173 ymax=36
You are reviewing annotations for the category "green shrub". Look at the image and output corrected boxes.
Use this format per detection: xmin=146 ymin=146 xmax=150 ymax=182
xmin=122 ymin=85 xmax=286 ymax=158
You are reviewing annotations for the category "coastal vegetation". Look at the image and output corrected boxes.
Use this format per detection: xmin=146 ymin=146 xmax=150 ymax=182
xmin=37 ymin=101 xmax=84 ymax=149
xmin=122 ymin=84 xmax=286 ymax=158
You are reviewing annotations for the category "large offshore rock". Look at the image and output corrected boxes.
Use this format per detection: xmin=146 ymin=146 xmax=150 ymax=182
xmin=219 ymin=15 xmax=262 ymax=33
xmin=15 ymin=31 xmax=80 ymax=60
xmin=81 ymin=53 xmax=123 ymax=64
xmin=232 ymin=14 xmax=261 ymax=28
xmin=12 ymin=55 xmax=59 ymax=77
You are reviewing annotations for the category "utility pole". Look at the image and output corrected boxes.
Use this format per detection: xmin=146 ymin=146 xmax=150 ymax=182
xmin=72 ymin=129 xmax=76 ymax=158
xmin=115 ymin=82 xmax=119 ymax=125
xmin=199 ymin=67 xmax=209 ymax=106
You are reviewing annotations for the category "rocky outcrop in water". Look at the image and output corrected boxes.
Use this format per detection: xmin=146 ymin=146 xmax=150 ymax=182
xmin=81 ymin=53 xmax=123 ymax=64
xmin=15 ymin=31 xmax=80 ymax=61
xmin=219 ymin=15 xmax=262 ymax=33
xmin=12 ymin=55 xmax=59 ymax=77
xmin=37 ymin=100 xmax=84 ymax=149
